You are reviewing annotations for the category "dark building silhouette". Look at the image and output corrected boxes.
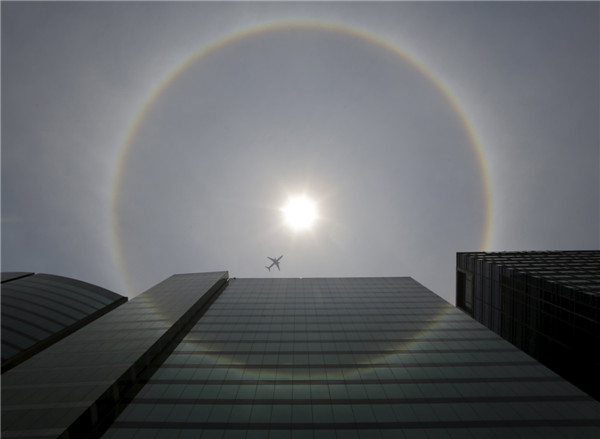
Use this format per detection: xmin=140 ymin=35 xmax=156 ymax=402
xmin=2 ymin=272 xmax=599 ymax=439
xmin=1 ymin=272 xmax=127 ymax=373
xmin=456 ymin=251 xmax=600 ymax=400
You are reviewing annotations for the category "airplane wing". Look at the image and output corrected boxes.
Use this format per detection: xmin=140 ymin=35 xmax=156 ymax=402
xmin=267 ymin=256 xmax=283 ymax=271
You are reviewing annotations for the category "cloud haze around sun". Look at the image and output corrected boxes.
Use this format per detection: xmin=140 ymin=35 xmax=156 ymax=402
xmin=114 ymin=26 xmax=486 ymax=297
xmin=1 ymin=2 xmax=598 ymax=303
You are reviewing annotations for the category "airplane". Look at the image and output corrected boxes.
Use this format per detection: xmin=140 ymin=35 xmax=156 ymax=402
xmin=266 ymin=255 xmax=283 ymax=271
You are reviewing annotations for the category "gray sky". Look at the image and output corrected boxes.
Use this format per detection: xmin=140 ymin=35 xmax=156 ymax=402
xmin=2 ymin=1 xmax=598 ymax=303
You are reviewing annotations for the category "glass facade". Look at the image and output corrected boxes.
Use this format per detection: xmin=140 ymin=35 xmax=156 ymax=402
xmin=1 ymin=272 xmax=128 ymax=372
xmin=456 ymin=251 xmax=600 ymax=401
xmin=3 ymin=272 xmax=599 ymax=438
xmin=1 ymin=271 xmax=228 ymax=439
xmin=102 ymin=276 xmax=600 ymax=438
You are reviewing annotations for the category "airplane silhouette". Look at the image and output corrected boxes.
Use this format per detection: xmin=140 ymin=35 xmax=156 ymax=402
xmin=266 ymin=255 xmax=283 ymax=271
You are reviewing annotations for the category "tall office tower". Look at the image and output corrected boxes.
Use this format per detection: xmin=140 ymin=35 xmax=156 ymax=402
xmin=1 ymin=272 xmax=127 ymax=373
xmin=3 ymin=272 xmax=599 ymax=439
xmin=456 ymin=251 xmax=600 ymax=401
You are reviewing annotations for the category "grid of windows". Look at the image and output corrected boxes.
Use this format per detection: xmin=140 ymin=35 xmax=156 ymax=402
xmin=105 ymin=276 xmax=600 ymax=438
xmin=1 ymin=272 xmax=127 ymax=372
xmin=456 ymin=251 xmax=600 ymax=401
xmin=1 ymin=271 xmax=228 ymax=439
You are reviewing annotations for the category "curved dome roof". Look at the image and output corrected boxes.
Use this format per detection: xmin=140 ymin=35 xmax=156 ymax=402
xmin=1 ymin=272 xmax=126 ymax=372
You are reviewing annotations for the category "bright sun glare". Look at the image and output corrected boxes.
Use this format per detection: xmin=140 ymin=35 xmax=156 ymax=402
xmin=281 ymin=196 xmax=318 ymax=231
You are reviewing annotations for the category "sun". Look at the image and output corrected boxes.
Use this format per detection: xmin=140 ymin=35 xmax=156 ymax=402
xmin=281 ymin=195 xmax=318 ymax=231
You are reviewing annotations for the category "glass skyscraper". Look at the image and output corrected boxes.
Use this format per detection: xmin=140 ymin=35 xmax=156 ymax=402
xmin=2 ymin=272 xmax=599 ymax=438
xmin=456 ymin=251 xmax=599 ymax=401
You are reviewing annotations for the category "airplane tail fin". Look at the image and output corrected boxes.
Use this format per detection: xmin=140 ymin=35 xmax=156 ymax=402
xmin=266 ymin=266 xmax=271 ymax=272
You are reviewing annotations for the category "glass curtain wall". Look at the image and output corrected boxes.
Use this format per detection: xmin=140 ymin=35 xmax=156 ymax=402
xmin=104 ymin=276 xmax=600 ymax=438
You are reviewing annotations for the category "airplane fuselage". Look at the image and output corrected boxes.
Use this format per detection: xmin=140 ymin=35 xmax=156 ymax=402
xmin=266 ymin=255 xmax=283 ymax=271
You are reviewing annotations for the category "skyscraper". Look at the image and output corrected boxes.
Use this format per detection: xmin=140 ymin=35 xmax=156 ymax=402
xmin=3 ymin=272 xmax=599 ymax=439
xmin=456 ymin=250 xmax=600 ymax=400
xmin=1 ymin=272 xmax=127 ymax=373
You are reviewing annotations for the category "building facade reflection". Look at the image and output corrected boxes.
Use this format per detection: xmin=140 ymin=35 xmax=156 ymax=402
xmin=2 ymin=272 xmax=599 ymax=438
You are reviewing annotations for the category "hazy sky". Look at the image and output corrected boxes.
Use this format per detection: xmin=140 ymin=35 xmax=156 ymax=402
xmin=2 ymin=1 xmax=598 ymax=303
